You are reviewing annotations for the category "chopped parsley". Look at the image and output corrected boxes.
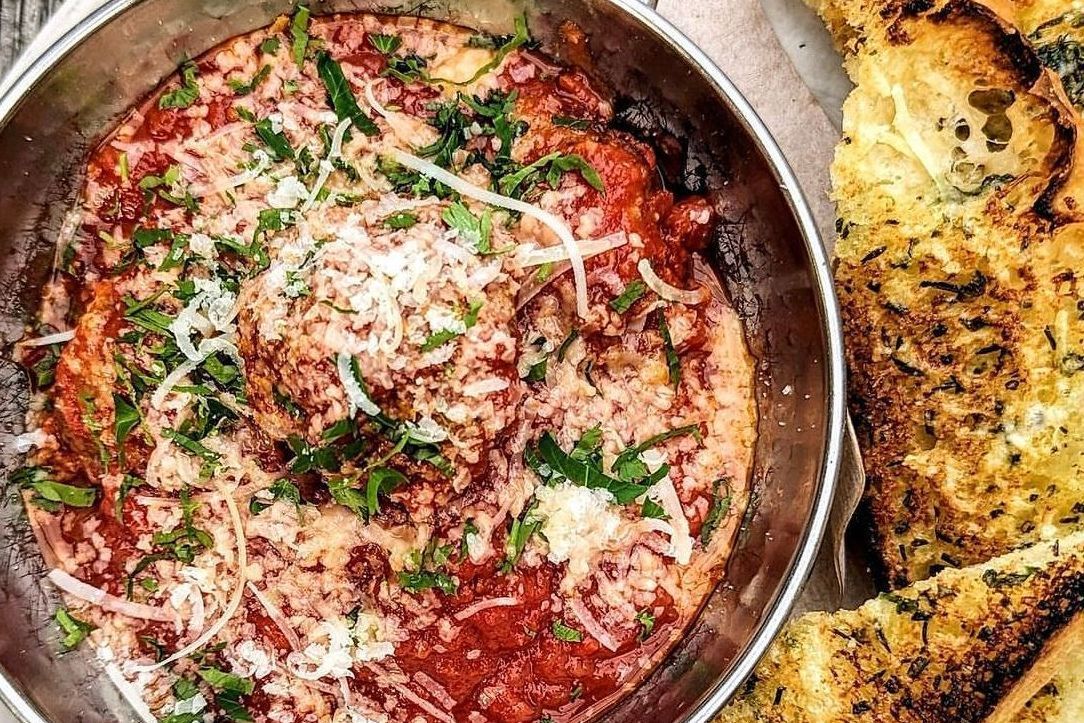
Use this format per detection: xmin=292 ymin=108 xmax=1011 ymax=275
xmin=609 ymin=280 xmax=647 ymax=313
xmin=498 ymin=151 xmax=604 ymax=199
xmin=430 ymin=16 xmax=530 ymax=86
xmin=259 ymin=37 xmax=280 ymax=55
xmin=128 ymin=488 xmax=212 ymax=597
xmin=316 ymin=52 xmax=380 ymax=136
xmin=556 ymin=328 xmax=579 ymax=362
xmin=55 ymin=608 xmax=95 ymax=650
xmin=420 ymin=300 xmax=484 ymax=352
xmin=502 ymin=500 xmax=541 ymax=571
xmin=553 ymin=115 xmax=591 ymax=130
xmin=551 ymin=619 xmax=583 ymax=643
xmin=159 ymin=61 xmax=200 ymax=109
xmin=527 ymin=424 xmax=702 ymax=511
xmin=421 ymin=329 xmax=460 ymax=353
xmin=254 ymin=118 xmax=294 ymax=160
xmin=198 ymin=667 xmax=255 ymax=721
xmin=328 ymin=476 xmax=368 ymax=517
xmin=115 ymin=473 xmax=144 ymax=520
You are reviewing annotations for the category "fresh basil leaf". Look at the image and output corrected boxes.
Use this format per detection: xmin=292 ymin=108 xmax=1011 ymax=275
xmin=159 ymin=61 xmax=200 ymax=109
xmin=700 ymin=478 xmax=732 ymax=545
xmin=198 ymin=667 xmax=254 ymax=695
xmin=659 ymin=314 xmax=681 ymax=389
xmin=384 ymin=211 xmax=418 ymax=229
xmin=370 ymin=33 xmax=402 ymax=55
xmin=254 ymin=118 xmax=295 ymax=160
xmin=260 ymin=37 xmax=281 ymax=55
xmin=228 ymin=65 xmax=271 ymax=96
xmin=290 ymin=5 xmax=311 ymax=68
xmin=365 ymin=466 xmax=407 ymax=517
xmin=316 ymin=52 xmax=380 ymax=136
xmin=113 ymin=394 xmax=141 ymax=465
xmin=551 ymin=619 xmax=583 ymax=643
xmin=55 ymin=608 xmax=95 ymax=650
xmin=609 ymin=280 xmax=647 ymax=314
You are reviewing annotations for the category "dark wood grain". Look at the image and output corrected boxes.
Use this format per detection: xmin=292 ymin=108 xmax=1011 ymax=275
xmin=0 ymin=0 xmax=64 ymax=76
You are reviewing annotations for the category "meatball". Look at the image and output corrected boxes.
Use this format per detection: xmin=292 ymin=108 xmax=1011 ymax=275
xmin=236 ymin=201 xmax=521 ymax=469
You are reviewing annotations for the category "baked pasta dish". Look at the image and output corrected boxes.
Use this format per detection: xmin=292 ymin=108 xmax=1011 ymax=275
xmin=11 ymin=10 xmax=756 ymax=723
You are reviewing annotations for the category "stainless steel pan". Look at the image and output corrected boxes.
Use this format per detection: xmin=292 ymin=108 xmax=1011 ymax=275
xmin=0 ymin=1 xmax=846 ymax=720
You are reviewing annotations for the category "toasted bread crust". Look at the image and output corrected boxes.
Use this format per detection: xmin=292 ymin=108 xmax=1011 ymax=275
xmin=716 ymin=534 xmax=1084 ymax=722
xmin=809 ymin=0 xmax=1084 ymax=587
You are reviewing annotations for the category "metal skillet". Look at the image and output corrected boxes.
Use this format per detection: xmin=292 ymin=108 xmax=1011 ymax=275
xmin=0 ymin=0 xmax=845 ymax=720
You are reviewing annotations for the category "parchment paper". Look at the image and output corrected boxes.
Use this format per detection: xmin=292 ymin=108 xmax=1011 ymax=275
xmin=0 ymin=3 xmax=872 ymax=720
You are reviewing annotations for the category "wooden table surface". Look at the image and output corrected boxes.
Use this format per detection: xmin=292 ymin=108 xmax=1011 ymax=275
xmin=0 ymin=0 xmax=62 ymax=75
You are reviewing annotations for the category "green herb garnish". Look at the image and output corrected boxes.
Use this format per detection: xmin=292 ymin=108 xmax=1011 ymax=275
xmin=159 ymin=61 xmax=200 ymax=109
xmin=55 ymin=608 xmax=95 ymax=650
xmin=551 ymin=619 xmax=583 ymax=643
xmin=249 ymin=478 xmax=302 ymax=517
xmin=609 ymin=280 xmax=647 ymax=314
xmin=316 ymin=52 xmax=380 ymax=136
xmin=228 ymin=65 xmax=271 ymax=96
xmin=11 ymin=466 xmax=97 ymax=512
xmin=659 ymin=314 xmax=681 ymax=389
xmin=442 ymin=202 xmax=494 ymax=254
xmin=290 ymin=5 xmax=311 ymax=67
xmin=370 ymin=33 xmax=402 ymax=55
xmin=254 ymin=118 xmax=294 ymax=160
xmin=384 ymin=211 xmax=418 ymax=229
xmin=635 ymin=610 xmax=655 ymax=641
xmin=365 ymin=466 xmax=407 ymax=517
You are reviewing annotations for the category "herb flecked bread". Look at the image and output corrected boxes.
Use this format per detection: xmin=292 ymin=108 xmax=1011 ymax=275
xmin=716 ymin=0 xmax=1084 ymax=719
xmin=715 ymin=533 xmax=1084 ymax=722
xmin=814 ymin=0 xmax=1084 ymax=589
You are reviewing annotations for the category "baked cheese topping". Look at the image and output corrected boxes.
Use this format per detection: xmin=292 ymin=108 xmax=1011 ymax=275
xmin=13 ymin=10 xmax=756 ymax=723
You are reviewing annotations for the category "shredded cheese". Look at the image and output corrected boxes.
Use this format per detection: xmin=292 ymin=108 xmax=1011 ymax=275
xmin=336 ymin=352 xmax=381 ymax=417
xmin=637 ymin=258 xmax=707 ymax=305
xmin=131 ymin=483 xmax=248 ymax=673
xmin=17 ymin=329 xmax=75 ymax=347
xmin=301 ymin=117 xmax=353 ymax=212
xmin=388 ymin=148 xmax=591 ymax=319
